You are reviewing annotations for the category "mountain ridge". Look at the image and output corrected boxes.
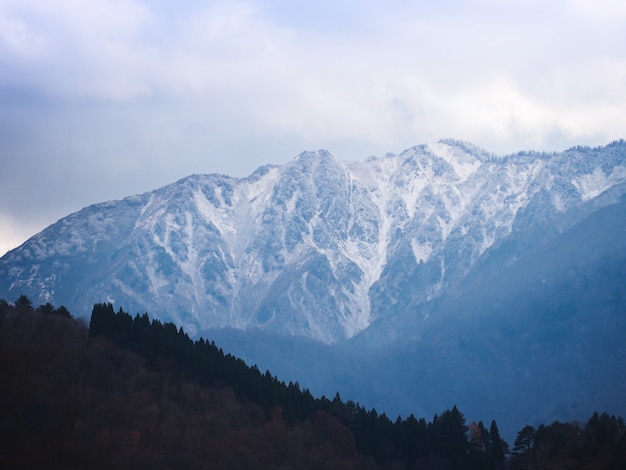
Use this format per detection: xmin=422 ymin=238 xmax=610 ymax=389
xmin=1 ymin=139 xmax=625 ymax=344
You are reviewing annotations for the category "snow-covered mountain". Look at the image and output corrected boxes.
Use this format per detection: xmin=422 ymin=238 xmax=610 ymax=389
xmin=2 ymin=140 xmax=626 ymax=345
xmin=3 ymin=139 xmax=626 ymax=438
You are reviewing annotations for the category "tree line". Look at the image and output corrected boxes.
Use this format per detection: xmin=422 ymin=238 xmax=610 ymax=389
xmin=88 ymin=301 xmax=512 ymax=468
xmin=2 ymin=295 xmax=625 ymax=469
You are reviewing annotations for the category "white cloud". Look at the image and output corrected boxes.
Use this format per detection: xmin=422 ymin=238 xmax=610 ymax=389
xmin=0 ymin=0 xmax=625 ymax=254
xmin=0 ymin=0 xmax=155 ymax=97
xmin=0 ymin=212 xmax=40 ymax=257
xmin=569 ymin=0 xmax=626 ymax=21
xmin=0 ymin=14 xmax=45 ymax=58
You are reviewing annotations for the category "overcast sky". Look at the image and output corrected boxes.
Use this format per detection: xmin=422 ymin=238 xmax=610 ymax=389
xmin=1 ymin=0 xmax=625 ymax=256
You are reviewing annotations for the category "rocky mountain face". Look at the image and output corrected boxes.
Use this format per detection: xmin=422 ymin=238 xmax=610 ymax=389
xmin=2 ymin=140 xmax=625 ymax=342
xmin=2 ymin=139 xmax=626 ymax=438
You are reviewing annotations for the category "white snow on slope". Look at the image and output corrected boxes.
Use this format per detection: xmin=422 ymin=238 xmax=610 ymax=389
xmin=3 ymin=141 xmax=625 ymax=343
xmin=573 ymin=165 xmax=626 ymax=201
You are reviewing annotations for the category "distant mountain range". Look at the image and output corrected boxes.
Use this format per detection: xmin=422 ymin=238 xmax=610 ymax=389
xmin=2 ymin=139 xmax=625 ymax=439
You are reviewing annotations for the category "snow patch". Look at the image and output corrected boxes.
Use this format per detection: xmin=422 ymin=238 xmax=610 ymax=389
xmin=573 ymin=166 xmax=626 ymax=202
xmin=411 ymin=239 xmax=432 ymax=264
xmin=428 ymin=142 xmax=481 ymax=181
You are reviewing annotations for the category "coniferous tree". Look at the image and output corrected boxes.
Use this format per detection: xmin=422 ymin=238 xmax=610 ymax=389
xmin=15 ymin=294 xmax=33 ymax=313
xmin=431 ymin=405 xmax=468 ymax=467
xmin=488 ymin=419 xmax=506 ymax=469
xmin=513 ymin=424 xmax=535 ymax=454
xmin=468 ymin=420 xmax=490 ymax=468
xmin=53 ymin=305 xmax=72 ymax=318
xmin=37 ymin=302 xmax=55 ymax=315
xmin=88 ymin=303 xmax=116 ymax=338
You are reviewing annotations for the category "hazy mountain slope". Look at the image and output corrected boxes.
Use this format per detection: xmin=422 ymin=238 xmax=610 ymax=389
xmin=208 ymin=202 xmax=626 ymax=440
xmin=368 ymin=201 xmax=626 ymax=438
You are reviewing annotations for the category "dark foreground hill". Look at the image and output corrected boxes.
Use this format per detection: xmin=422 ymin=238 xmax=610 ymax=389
xmin=2 ymin=299 xmax=626 ymax=469
xmin=0 ymin=301 xmax=364 ymax=469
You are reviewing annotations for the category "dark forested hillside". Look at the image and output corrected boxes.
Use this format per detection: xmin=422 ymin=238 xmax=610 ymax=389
xmin=1 ymin=300 xmax=361 ymax=469
xmin=1 ymin=297 xmax=625 ymax=469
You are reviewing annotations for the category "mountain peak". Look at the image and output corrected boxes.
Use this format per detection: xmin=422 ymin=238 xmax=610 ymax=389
xmin=1 ymin=140 xmax=625 ymax=343
xmin=292 ymin=149 xmax=336 ymax=165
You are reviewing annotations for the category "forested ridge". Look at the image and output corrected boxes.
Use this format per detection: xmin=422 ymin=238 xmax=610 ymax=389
xmin=1 ymin=296 xmax=625 ymax=469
